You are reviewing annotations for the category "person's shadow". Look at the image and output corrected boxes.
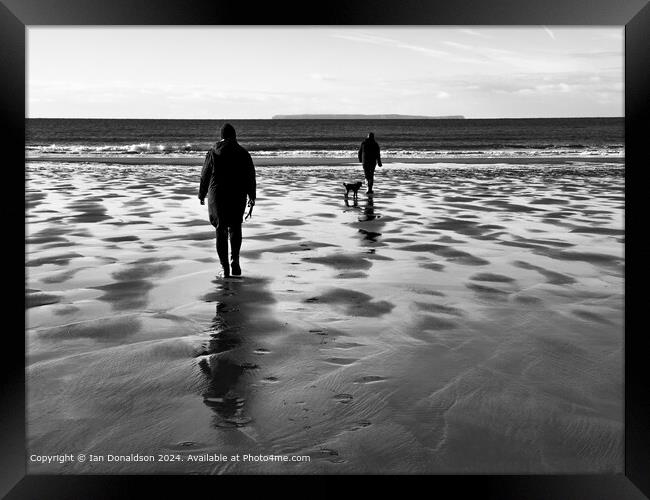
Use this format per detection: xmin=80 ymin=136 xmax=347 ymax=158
xmin=197 ymin=307 xmax=249 ymax=428
xmin=357 ymin=195 xmax=385 ymax=243
xmin=360 ymin=194 xmax=377 ymax=221
xmin=197 ymin=276 xmax=278 ymax=428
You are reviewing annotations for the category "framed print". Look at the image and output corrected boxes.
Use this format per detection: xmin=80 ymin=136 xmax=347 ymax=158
xmin=2 ymin=0 xmax=649 ymax=497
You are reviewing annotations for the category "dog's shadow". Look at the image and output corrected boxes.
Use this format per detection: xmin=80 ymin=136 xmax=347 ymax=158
xmin=344 ymin=197 xmax=360 ymax=209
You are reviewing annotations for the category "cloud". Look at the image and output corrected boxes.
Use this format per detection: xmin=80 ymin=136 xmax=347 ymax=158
xmin=515 ymin=83 xmax=572 ymax=95
xmin=310 ymin=73 xmax=336 ymax=81
xmin=570 ymin=50 xmax=622 ymax=59
xmin=440 ymin=40 xmax=574 ymax=72
xmin=458 ymin=28 xmax=491 ymax=38
xmin=543 ymin=26 xmax=556 ymax=40
xmin=440 ymin=70 xmax=621 ymax=99
xmin=591 ymin=31 xmax=623 ymax=41
xmin=28 ymin=80 xmax=320 ymax=107
xmin=332 ymin=32 xmax=450 ymax=58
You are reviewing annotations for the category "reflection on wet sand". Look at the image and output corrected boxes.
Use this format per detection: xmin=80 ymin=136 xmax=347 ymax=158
xmin=198 ymin=277 xmax=277 ymax=429
xmin=27 ymin=163 xmax=624 ymax=473
xmin=357 ymin=195 xmax=384 ymax=243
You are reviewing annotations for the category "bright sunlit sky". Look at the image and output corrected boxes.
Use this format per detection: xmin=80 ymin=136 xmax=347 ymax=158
xmin=27 ymin=27 xmax=623 ymax=119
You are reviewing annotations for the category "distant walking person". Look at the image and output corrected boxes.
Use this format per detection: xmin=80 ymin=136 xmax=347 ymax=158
xmin=199 ymin=123 xmax=256 ymax=278
xmin=358 ymin=132 xmax=382 ymax=194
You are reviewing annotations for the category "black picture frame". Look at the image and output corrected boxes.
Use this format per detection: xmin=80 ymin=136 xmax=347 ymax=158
xmin=3 ymin=0 xmax=649 ymax=497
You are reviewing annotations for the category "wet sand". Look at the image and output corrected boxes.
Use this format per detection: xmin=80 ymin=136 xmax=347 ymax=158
xmin=26 ymin=154 xmax=624 ymax=166
xmin=26 ymin=161 xmax=624 ymax=473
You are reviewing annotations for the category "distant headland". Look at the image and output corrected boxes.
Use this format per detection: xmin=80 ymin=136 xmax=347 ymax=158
xmin=271 ymin=114 xmax=465 ymax=119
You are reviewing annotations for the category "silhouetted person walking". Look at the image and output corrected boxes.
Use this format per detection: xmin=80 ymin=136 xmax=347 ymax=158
xmin=358 ymin=132 xmax=382 ymax=194
xmin=199 ymin=123 xmax=256 ymax=278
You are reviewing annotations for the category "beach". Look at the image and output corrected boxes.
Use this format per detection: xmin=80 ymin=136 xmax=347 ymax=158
xmin=26 ymin=159 xmax=624 ymax=474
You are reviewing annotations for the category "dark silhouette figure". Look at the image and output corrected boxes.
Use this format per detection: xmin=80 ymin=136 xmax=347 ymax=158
xmin=199 ymin=123 xmax=256 ymax=278
xmin=358 ymin=132 xmax=382 ymax=194
xmin=343 ymin=181 xmax=363 ymax=200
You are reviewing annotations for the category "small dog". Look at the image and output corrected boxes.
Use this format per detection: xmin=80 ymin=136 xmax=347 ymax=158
xmin=343 ymin=181 xmax=363 ymax=199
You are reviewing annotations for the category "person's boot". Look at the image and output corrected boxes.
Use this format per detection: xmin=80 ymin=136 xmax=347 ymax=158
xmin=230 ymin=258 xmax=241 ymax=276
xmin=221 ymin=262 xmax=231 ymax=278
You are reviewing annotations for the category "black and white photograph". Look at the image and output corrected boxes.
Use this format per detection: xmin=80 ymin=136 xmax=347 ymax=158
xmin=25 ymin=26 xmax=625 ymax=474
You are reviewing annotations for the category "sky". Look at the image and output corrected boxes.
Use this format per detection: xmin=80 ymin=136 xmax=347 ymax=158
xmin=27 ymin=27 xmax=623 ymax=119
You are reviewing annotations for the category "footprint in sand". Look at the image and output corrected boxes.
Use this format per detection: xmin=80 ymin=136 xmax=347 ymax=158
xmin=164 ymin=441 xmax=206 ymax=451
xmin=353 ymin=375 xmax=387 ymax=384
xmin=309 ymin=448 xmax=344 ymax=463
xmin=333 ymin=393 xmax=354 ymax=403
xmin=324 ymin=358 xmax=358 ymax=365
xmin=349 ymin=421 xmax=372 ymax=431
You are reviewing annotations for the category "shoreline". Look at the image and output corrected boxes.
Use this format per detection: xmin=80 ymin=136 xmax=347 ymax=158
xmin=25 ymin=155 xmax=625 ymax=166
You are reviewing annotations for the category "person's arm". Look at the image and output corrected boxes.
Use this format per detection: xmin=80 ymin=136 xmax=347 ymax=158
xmin=377 ymin=144 xmax=382 ymax=167
xmin=198 ymin=150 xmax=213 ymax=204
xmin=245 ymin=152 xmax=256 ymax=204
xmin=358 ymin=143 xmax=363 ymax=163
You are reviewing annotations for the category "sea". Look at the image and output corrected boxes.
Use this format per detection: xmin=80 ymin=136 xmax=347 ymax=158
xmin=25 ymin=117 xmax=624 ymax=160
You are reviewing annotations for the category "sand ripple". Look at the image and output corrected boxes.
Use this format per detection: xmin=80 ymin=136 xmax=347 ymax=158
xmin=26 ymin=162 xmax=623 ymax=473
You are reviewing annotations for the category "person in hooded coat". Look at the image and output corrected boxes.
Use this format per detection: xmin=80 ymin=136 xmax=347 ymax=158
xmin=358 ymin=132 xmax=382 ymax=194
xmin=199 ymin=123 xmax=256 ymax=277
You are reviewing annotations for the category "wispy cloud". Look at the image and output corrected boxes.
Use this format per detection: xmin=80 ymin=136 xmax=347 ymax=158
xmin=543 ymin=26 xmax=556 ymax=40
xmin=28 ymin=27 xmax=623 ymax=118
xmin=29 ymin=80 xmax=316 ymax=105
xmin=440 ymin=70 xmax=621 ymax=99
xmin=570 ymin=50 xmax=621 ymax=59
xmin=591 ymin=31 xmax=623 ymax=41
xmin=442 ymin=40 xmax=514 ymax=59
xmin=332 ymin=32 xmax=450 ymax=58
xmin=310 ymin=73 xmax=336 ymax=81
xmin=333 ymin=32 xmax=497 ymax=65
xmin=458 ymin=28 xmax=491 ymax=38
xmin=441 ymin=37 xmax=617 ymax=73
